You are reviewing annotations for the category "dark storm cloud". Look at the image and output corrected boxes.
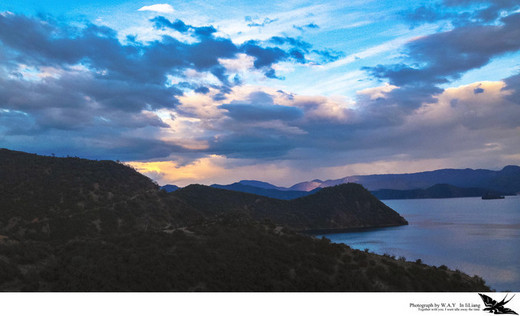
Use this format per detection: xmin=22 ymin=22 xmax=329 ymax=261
xmin=239 ymin=41 xmax=284 ymax=65
xmin=0 ymin=107 xmax=188 ymax=161
xmin=209 ymin=131 xmax=296 ymax=159
xmin=199 ymin=91 xmax=304 ymax=159
xmin=204 ymin=87 xmax=440 ymax=162
xmin=0 ymin=13 xmax=332 ymax=100
xmin=152 ymin=17 xmax=328 ymax=78
xmin=0 ymin=13 xmax=342 ymax=160
xmin=194 ymin=86 xmax=210 ymax=94
xmin=362 ymin=11 xmax=520 ymax=118
xmin=503 ymin=72 xmax=520 ymax=105
xmin=220 ymin=98 xmax=303 ymax=122
xmin=14 ymin=131 xmax=191 ymax=161
xmin=368 ymin=13 xmax=520 ymax=86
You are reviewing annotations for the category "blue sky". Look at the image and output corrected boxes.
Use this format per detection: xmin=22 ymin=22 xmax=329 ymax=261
xmin=1 ymin=0 xmax=520 ymax=186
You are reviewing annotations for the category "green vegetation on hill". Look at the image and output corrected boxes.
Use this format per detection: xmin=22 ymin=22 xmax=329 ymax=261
xmin=0 ymin=148 xmax=490 ymax=291
xmin=0 ymin=149 xmax=207 ymax=240
xmin=0 ymin=215 xmax=488 ymax=292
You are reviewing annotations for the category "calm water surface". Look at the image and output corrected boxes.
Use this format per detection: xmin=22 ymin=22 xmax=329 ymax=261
xmin=320 ymin=196 xmax=520 ymax=291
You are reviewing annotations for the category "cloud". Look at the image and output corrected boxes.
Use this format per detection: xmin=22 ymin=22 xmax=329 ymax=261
xmin=151 ymin=17 xmax=334 ymax=78
xmin=367 ymin=13 xmax=520 ymax=86
xmin=474 ymin=86 xmax=485 ymax=94
xmin=151 ymin=16 xmax=217 ymax=38
xmin=220 ymin=101 xmax=303 ymax=123
xmin=362 ymin=10 xmax=520 ymax=117
xmin=0 ymin=12 xmax=344 ymax=162
xmin=1 ymin=8 xmax=519 ymax=186
xmin=245 ymin=16 xmax=278 ymax=28
xmin=128 ymin=155 xmax=309 ymax=187
xmin=166 ymin=78 xmax=520 ymax=174
xmin=403 ymin=0 xmax=520 ymax=26
xmin=293 ymin=23 xmax=320 ymax=32
xmin=128 ymin=78 xmax=520 ymax=185
xmin=138 ymin=4 xmax=175 ymax=14
xmin=503 ymin=71 xmax=520 ymax=104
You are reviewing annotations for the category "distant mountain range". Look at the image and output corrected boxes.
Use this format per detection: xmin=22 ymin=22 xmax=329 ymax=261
xmin=371 ymin=184 xmax=510 ymax=200
xmin=211 ymin=181 xmax=321 ymax=200
xmin=291 ymin=166 xmax=520 ymax=193
xmin=161 ymin=184 xmax=179 ymax=192
xmin=164 ymin=166 xmax=520 ymax=200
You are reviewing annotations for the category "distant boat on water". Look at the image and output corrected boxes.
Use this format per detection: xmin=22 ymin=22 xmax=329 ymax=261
xmin=482 ymin=192 xmax=505 ymax=200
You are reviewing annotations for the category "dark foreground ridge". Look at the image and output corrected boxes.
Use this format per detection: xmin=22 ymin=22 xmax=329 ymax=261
xmin=0 ymin=148 xmax=489 ymax=291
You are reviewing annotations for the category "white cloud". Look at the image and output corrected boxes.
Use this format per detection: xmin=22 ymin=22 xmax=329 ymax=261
xmin=357 ymin=83 xmax=398 ymax=100
xmin=137 ymin=4 xmax=174 ymax=14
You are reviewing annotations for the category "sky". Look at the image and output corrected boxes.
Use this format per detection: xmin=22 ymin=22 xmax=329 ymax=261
xmin=1 ymin=0 xmax=520 ymax=186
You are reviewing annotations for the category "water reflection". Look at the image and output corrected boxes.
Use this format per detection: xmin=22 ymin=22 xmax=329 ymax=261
xmin=319 ymin=196 xmax=520 ymax=291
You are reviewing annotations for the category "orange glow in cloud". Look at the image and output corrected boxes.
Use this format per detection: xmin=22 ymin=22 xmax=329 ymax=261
xmin=127 ymin=155 xmax=482 ymax=187
xmin=127 ymin=155 xmax=226 ymax=185
xmin=127 ymin=80 xmax=520 ymax=187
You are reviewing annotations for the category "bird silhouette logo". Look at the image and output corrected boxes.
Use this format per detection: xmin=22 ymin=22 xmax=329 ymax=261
xmin=479 ymin=293 xmax=518 ymax=314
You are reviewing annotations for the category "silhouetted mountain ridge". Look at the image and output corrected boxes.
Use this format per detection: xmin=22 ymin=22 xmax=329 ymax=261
xmin=210 ymin=182 xmax=320 ymax=200
xmin=292 ymin=166 xmax=520 ymax=193
xmin=161 ymin=184 xmax=179 ymax=192
xmin=237 ymin=180 xmax=291 ymax=191
xmin=163 ymin=165 xmax=520 ymax=200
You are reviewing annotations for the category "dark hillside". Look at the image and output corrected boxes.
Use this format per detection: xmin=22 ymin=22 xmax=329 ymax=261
xmin=0 ymin=148 xmax=489 ymax=291
xmin=0 ymin=215 xmax=489 ymax=292
xmin=0 ymin=149 xmax=203 ymax=240
xmin=291 ymin=183 xmax=407 ymax=231
xmin=1 ymin=149 xmax=405 ymax=238
xmin=491 ymin=165 xmax=520 ymax=193
xmin=0 ymin=149 xmax=157 ymax=218
xmin=172 ymin=183 xmax=407 ymax=231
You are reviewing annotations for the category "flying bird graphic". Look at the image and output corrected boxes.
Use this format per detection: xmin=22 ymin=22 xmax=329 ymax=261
xmin=479 ymin=293 xmax=518 ymax=315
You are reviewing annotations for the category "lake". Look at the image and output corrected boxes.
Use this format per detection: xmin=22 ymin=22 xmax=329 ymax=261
xmin=319 ymin=196 xmax=520 ymax=291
